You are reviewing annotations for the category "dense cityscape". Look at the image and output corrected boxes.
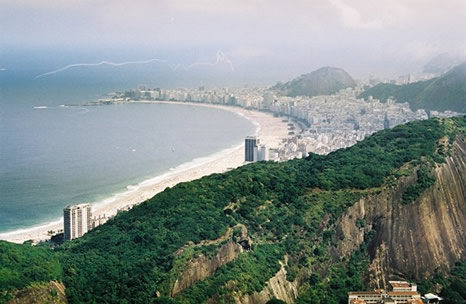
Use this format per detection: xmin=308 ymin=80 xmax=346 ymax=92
xmin=96 ymin=84 xmax=462 ymax=159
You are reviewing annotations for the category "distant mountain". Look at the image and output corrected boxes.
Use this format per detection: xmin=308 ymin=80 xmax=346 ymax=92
xmin=423 ymin=52 xmax=466 ymax=74
xmin=272 ymin=66 xmax=356 ymax=97
xmin=359 ymin=62 xmax=466 ymax=113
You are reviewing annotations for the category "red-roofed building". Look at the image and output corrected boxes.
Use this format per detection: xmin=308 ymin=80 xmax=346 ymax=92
xmin=348 ymin=282 xmax=421 ymax=304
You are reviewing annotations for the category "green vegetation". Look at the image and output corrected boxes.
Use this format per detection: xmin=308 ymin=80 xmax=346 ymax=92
xmin=402 ymin=165 xmax=436 ymax=204
xmin=359 ymin=62 xmax=466 ymax=113
xmin=178 ymin=244 xmax=284 ymax=303
xmin=296 ymin=241 xmax=371 ymax=304
xmin=58 ymin=117 xmax=462 ymax=303
xmin=0 ymin=116 xmax=464 ymax=303
xmin=0 ymin=241 xmax=62 ymax=303
xmin=266 ymin=299 xmax=287 ymax=304
xmin=417 ymin=261 xmax=466 ymax=304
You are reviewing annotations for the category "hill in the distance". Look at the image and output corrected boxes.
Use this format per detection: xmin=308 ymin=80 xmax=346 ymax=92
xmin=359 ymin=62 xmax=466 ymax=113
xmin=423 ymin=52 xmax=466 ymax=74
xmin=272 ymin=66 xmax=356 ymax=97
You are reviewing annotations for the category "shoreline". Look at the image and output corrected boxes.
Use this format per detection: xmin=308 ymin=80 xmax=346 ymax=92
xmin=0 ymin=102 xmax=289 ymax=244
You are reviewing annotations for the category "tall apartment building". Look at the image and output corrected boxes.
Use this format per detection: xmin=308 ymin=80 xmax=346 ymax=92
xmin=64 ymin=203 xmax=92 ymax=241
xmin=254 ymin=145 xmax=269 ymax=162
xmin=245 ymin=136 xmax=259 ymax=161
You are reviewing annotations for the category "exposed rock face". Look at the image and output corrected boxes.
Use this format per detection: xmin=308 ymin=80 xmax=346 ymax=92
xmin=334 ymin=137 xmax=466 ymax=287
xmin=171 ymin=241 xmax=244 ymax=296
xmin=6 ymin=281 xmax=67 ymax=304
xmin=234 ymin=261 xmax=298 ymax=304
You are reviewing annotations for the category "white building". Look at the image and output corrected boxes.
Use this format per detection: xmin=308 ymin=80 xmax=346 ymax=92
xmin=63 ymin=203 xmax=92 ymax=241
xmin=92 ymin=214 xmax=108 ymax=229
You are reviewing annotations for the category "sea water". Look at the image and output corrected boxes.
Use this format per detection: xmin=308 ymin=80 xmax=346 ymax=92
xmin=0 ymin=69 xmax=255 ymax=234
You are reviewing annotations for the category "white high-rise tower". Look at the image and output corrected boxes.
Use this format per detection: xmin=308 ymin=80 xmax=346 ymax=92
xmin=64 ymin=203 xmax=92 ymax=241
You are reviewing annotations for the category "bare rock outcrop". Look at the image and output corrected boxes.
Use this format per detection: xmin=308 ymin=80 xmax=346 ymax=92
xmin=6 ymin=281 xmax=67 ymax=304
xmin=171 ymin=223 xmax=251 ymax=297
xmin=232 ymin=261 xmax=298 ymax=304
xmin=334 ymin=137 xmax=466 ymax=287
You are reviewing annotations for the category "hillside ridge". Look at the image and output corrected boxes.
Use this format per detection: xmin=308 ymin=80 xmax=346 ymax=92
xmin=359 ymin=62 xmax=466 ymax=113
xmin=272 ymin=66 xmax=356 ymax=97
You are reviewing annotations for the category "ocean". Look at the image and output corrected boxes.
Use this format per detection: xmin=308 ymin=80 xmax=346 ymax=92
xmin=0 ymin=66 xmax=256 ymax=234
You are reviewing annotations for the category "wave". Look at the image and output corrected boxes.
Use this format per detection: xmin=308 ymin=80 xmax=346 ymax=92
xmin=0 ymin=102 xmax=257 ymax=241
xmin=32 ymin=105 xmax=90 ymax=114
xmin=235 ymin=111 xmax=260 ymax=135
xmin=91 ymin=141 xmax=243 ymax=212
xmin=0 ymin=142 xmax=244 ymax=242
xmin=0 ymin=218 xmax=63 ymax=238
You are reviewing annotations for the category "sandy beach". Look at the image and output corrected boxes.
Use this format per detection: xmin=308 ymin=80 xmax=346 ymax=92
xmin=0 ymin=102 xmax=289 ymax=244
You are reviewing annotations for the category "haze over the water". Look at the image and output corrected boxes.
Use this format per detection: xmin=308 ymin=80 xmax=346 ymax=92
xmin=1 ymin=0 xmax=466 ymax=86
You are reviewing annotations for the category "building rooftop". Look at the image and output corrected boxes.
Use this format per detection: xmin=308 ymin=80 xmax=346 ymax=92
xmin=391 ymin=282 xmax=411 ymax=288
xmin=64 ymin=202 xmax=91 ymax=210
xmin=389 ymin=281 xmax=416 ymax=288
xmin=423 ymin=293 xmax=443 ymax=301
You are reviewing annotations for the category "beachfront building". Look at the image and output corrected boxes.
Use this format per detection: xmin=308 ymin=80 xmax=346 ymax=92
xmin=245 ymin=136 xmax=270 ymax=162
xmin=254 ymin=144 xmax=269 ymax=161
xmin=64 ymin=203 xmax=92 ymax=241
xmin=245 ymin=136 xmax=259 ymax=161
xmin=92 ymin=214 xmax=108 ymax=229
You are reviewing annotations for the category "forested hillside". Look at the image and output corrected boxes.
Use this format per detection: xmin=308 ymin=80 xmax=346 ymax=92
xmin=359 ymin=63 xmax=466 ymax=113
xmin=1 ymin=116 xmax=465 ymax=304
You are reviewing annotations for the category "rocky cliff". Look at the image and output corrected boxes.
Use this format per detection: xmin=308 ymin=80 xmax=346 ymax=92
xmin=233 ymin=260 xmax=298 ymax=304
xmin=171 ymin=225 xmax=250 ymax=296
xmin=171 ymin=241 xmax=244 ymax=296
xmin=5 ymin=281 xmax=67 ymax=304
xmin=333 ymin=136 xmax=466 ymax=288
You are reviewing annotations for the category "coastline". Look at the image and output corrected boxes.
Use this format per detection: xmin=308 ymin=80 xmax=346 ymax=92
xmin=0 ymin=102 xmax=289 ymax=244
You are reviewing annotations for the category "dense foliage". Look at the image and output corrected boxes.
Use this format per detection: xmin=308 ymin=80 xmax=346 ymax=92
xmin=296 ymin=242 xmax=371 ymax=304
xmin=178 ymin=244 xmax=284 ymax=303
xmin=58 ymin=117 xmax=462 ymax=303
xmin=358 ymin=62 xmax=466 ymax=113
xmin=402 ymin=165 xmax=436 ymax=204
xmin=417 ymin=261 xmax=466 ymax=304
xmin=0 ymin=241 xmax=62 ymax=303
xmin=0 ymin=116 xmax=464 ymax=304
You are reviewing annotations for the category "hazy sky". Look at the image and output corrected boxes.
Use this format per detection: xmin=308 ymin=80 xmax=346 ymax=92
xmin=1 ymin=0 xmax=466 ymax=81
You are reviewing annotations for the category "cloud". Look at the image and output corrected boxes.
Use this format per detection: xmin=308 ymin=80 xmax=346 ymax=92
xmin=229 ymin=46 xmax=270 ymax=58
xmin=35 ymin=51 xmax=234 ymax=78
xmin=170 ymin=51 xmax=234 ymax=71
xmin=35 ymin=59 xmax=169 ymax=78
xmin=328 ymin=0 xmax=382 ymax=29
